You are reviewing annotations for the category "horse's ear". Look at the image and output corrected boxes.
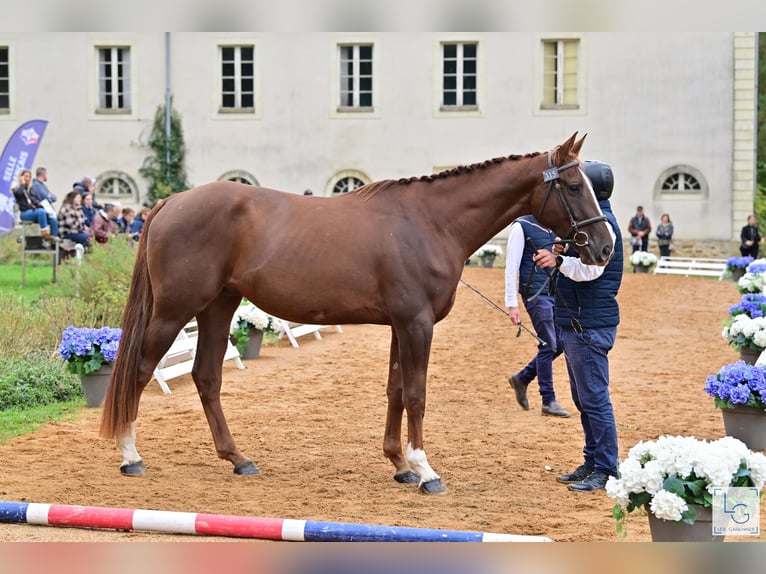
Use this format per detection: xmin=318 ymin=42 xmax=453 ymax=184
xmin=553 ymin=132 xmax=578 ymax=164
xmin=571 ymin=133 xmax=587 ymax=157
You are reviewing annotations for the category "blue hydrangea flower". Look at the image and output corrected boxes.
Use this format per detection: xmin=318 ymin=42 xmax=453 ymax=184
xmin=58 ymin=326 xmax=122 ymax=376
xmin=729 ymin=294 xmax=766 ymax=319
xmin=705 ymin=360 xmax=766 ymax=410
xmin=727 ymin=256 xmax=755 ymax=270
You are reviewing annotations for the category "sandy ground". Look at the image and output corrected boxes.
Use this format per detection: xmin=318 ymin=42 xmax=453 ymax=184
xmin=0 ymin=267 xmax=759 ymax=542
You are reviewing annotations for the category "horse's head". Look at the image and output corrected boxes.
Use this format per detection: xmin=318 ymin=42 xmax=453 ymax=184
xmin=531 ymin=132 xmax=614 ymax=266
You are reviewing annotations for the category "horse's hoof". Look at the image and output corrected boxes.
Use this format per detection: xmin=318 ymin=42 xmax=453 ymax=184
xmin=233 ymin=461 xmax=260 ymax=475
xmin=419 ymin=478 xmax=448 ymax=495
xmin=394 ymin=470 xmax=419 ymax=484
xmin=120 ymin=460 xmax=146 ymax=476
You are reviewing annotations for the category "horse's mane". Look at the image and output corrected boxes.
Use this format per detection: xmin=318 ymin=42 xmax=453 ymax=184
xmin=353 ymin=151 xmax=543 ymax=201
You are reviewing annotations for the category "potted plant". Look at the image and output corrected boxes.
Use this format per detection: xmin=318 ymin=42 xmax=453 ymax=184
xmin=606 ymin=434 xmax=766 ymax=541
xmin=705 ymin=361 xmax=766 ymax=450
xmin=230 ymin=303 xmax=280 ymax=359
xmin=721 ymin=314 xmax=766 ymax=364
xmin=728 ymin=293 xmax=766 ymax=320
xmin=473 ymin=243 xmax=503 ymax=268
xmin=57 ymin=326 xmax=122 ymax=407
xmin=736 ymin=262 xmax=766 ymax=294
xmin=629 ymin=250 xmax=658 ymax=273
xmin=726 ymin=255 xmax=755 ymax=282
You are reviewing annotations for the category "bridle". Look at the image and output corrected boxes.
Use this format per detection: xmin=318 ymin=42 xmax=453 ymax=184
xmin=536 ymin=150 xmax=607 ymax=249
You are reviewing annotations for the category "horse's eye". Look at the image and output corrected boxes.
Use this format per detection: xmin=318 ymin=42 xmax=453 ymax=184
xmin=567 ymin=185 xmax=581 ymax=195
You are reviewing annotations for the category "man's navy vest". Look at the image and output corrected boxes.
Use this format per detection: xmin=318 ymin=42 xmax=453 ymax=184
xmin=516 ymin=216 xmax=558 ymax=300
xmin=554 ymin=201 xmax=623 ymax=329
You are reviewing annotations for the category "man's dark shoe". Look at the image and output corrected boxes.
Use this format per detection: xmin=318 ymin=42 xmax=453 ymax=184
xmin=541 ymin=400 xmax=570 ymax=417
xmin=568 ymin=471 xmax=610 ymax=492
xmin=508 ymin=373 xmax=529 ymax=410
xmin=556 ymin=464 xmax=594 ymax=484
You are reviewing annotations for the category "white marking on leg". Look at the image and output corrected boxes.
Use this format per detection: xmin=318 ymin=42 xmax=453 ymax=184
xmin=406 ymin=443 xmax=440 ymax=485
xmin=116 ymin=420 xmax=141 ymax=467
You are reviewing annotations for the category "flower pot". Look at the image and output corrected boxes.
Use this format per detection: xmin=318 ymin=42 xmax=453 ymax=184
xmin=633 ymin=265 xmax=650 ymax=274
xmin=242 ymin=327 xmax=264 ymax=359
xmin=739 ymin=347 xmax=762 ymax=365
xmin=721 ymin=405 xmax=766 ymax=451
xmin=80 ymin=365 xmax=112 ymax=408
xmin=647 ymin=504 xmax=723 ymax=542
xmin=731 ymin=267 xmax=746 ymax=282
xmin=480 ymin=256 xmax=496 ymax=268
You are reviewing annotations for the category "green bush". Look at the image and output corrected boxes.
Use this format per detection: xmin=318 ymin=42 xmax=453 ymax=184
xmin=0 ymin=355 xmax=82 ymax=410
xmin=52 ymin=235 xmax=137 ymax=326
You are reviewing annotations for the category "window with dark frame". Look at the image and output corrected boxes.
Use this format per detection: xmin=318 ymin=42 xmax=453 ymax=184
xmin=0 ymin=47 xmax=9 ymax=112
xmin=332 ymin=176 xmax=365 ymax=195
xmin=97 ymin=47 xmax=131 ymax=112
xmin=661 ymin=172 xmax=702 ymax=194
xmin=442 ymin=42 xmax=477 ymax=109
xmin=339 ymin=44 xmax=373 ymax=110
xmin=221 ymin=45 xmax=255 ymax=111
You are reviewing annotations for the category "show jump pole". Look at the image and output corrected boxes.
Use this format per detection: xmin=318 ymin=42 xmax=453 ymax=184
xmin=0 ymin=500 xmax=553 ymax=542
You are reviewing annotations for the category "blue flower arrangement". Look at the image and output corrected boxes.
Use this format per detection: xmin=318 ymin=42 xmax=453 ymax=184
xmin=747 ymin=261 xmax=766 ymax=275
xmin=729 ymin=293 xmax=766 ymax=319
xmin=704 ymin=360 xmax=766 ymax=410
xmin=726 ymin=255 xmax=755 ymax=271
xmin=58 ymin=326 xmax=122 ymax=376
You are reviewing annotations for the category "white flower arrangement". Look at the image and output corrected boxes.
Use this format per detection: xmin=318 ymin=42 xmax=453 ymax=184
xmin=473 ymin=243 xmax=503 ymax=259
xmin=738 ymin=272 xmax=766 ymax=295
xmin=606 ymin=435 xmax=766 ymax=530
xmin=229 ymin=302 xmax=283 ymax=354
xmin=629 ymin=250 xmax=658 ymax=267
xmin=721 ymin=313 xmax=766 ymax=353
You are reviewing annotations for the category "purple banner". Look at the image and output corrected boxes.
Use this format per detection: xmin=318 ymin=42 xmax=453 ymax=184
xmin=0 ymin=119 xmax=48 ymax=235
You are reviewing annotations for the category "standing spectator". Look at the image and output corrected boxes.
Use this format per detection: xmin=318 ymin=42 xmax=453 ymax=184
xmin=627 ymin=206 xmax=651 ymax=253
xmin=57 ymin=190 xmax=91 ymax=248
xmin=504 ymin=215 xmax=569 ymax=417
xmin=13 ymin=169 xmax=60 ymax=242
xmin=80 ymin=192 xmax=96 ymax=229
xmin=655 ymin=213 xmax=674 ymax=258
xmin=91 ymin=203 xmax=118 ymax=244
xmin=740 ymin=214 xmax=762 ymax=258
xmin=533 ymin=160 xmax=622 ymax=492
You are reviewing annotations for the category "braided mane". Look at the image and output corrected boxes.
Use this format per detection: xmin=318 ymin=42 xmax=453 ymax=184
xmin=353 ymin=152 xmax=542 ymax=200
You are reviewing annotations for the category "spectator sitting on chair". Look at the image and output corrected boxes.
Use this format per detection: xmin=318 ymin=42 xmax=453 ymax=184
xmin=29 ymin=166 xmax=57 ymax=208
xmin=57 ymin=190 xmax=91 ymax=249
xmin=12 ymin=169 xmax=60 ymax=242
xmin=129 ymin=207 xmax=150 ymax=240
xmin=80 ymin=192 xmax=96 ymax=229
xmin=117 ymin=207 xmax=135 ymax=233
xmin=91 ymin=203 xmax=119 ymax=244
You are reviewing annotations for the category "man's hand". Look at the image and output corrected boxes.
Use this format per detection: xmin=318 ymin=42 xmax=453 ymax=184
xmin=508 ymin=307 xmax=520 ymax=325
xmin=533 ymin=250 xmax=558 ymax=269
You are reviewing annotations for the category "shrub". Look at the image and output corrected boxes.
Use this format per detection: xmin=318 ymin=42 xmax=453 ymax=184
xmin=0 ymin=355 xmax=83 ymax=410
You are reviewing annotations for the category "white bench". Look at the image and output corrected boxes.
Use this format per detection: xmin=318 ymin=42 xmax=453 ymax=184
xmin=653 ymin=256 xmax=727 ymax=280
xmin=152 ymin=320 xmax=244 ymax=394
xmin=277 ymin=321 xmax=344 ymax=348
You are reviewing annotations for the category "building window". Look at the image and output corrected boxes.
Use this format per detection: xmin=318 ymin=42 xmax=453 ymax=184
xmin=541 ymin=39 xmax=579 ymax=109
xmin=339 ymin=44 xmax=373 ymax=110
xmin=661 ymin=172 xmax=702 ymax=193
xmin=441 ymin=42 xmax=477 ymax=109
xmin=331 ymin=174 xmax=367 ymax=195
xmin=218 ymin=169 xmax=258 ymax=185
xmin=220 ymin=45 xmax=255 ymax=112
xmin=97 ymin=47 xmax=131 ymax=113
xmin=96 ymin=171 xmax=138 ymax=201
xmin=0 ymin=47 xmax=8 ymax=112
xmin=654 ymin=165 xmax=707 ymax=199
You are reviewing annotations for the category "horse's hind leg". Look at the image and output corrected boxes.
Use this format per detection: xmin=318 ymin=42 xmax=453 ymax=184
xmin=383 ymin=328 xmax=418 ymax=485
xmin=118 ymin=316 xmax=188 ymax=476
xmin=193 ymin=293 xmax=259 ymax=475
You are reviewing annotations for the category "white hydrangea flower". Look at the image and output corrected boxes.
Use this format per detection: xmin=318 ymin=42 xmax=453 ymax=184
xmin=649 ymin=490 xmax=688 ymax=522
xmin=605 ymin=476 xmax=629 ymax=506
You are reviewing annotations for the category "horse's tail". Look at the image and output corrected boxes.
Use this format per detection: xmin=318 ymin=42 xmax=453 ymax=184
xmin=99 ymin=200 xmax=167 ymax=440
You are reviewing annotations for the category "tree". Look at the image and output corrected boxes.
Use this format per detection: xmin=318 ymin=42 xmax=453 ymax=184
xmin=139 ymin=99 xmax=191 ymax=206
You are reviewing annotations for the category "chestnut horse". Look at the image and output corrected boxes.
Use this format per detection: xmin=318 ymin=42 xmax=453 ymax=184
xmin=100 ymin=132 xmax=613 ymax=494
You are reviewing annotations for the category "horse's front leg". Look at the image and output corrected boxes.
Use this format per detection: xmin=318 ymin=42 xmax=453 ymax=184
xmin=194 ymin=299 xmax=259 ymax=475
xmin=396 ymin=318 xmax=447 ymax=495
xmin=383 ymin=328 xmax=419 ymax=485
